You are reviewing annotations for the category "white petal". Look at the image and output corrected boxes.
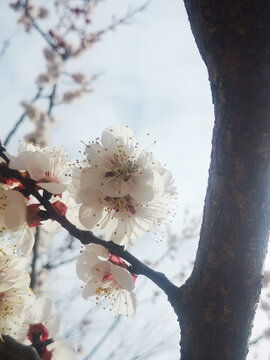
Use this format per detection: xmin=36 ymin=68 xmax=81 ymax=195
xmin=8 ymin=151 xmax=33 ymax=170
xmin=116 ymin=291 xmax=137 ymax=317
xmin=110 ymin=263 xmax=135 ymax=291
xmin=85 ymin=244 xmax=109 ymax=259
xmin=26 ymin=151 xmax=50 ymax=180
xmin=101 ymin=126 xmax=136 ymax=150
xmin=80 ymin=168 xmax=103 ymax=191
xmin=78 ymin=205 xmax=104 ymax=229
xmin=39 ymin=182 xmax=67 ymax=194
xmin=82 ymin=280 xmax=98 ymax=299
xmin=76 ymin=251 xmax=101 ymax=281
xmin=17 ymin=226 xmax=35 ymax=257
xmin=4 ymin=191 xmax=26 ymax=231
xmin=77 ymin=187 xmax=103 ymax=207
xmin=48 ymin=337 xmax=77 ymax=360
xmin=48 ymin=311 xmax=61 ymax=337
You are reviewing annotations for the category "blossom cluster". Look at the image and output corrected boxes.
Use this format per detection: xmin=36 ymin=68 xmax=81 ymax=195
xmin=0 ymin=125 xmax=175 ymax=348
xmin=0 ymin=240 xmax=75 ymax=359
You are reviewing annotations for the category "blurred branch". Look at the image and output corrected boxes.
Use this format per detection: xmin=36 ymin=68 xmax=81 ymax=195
xmin=4 ymin=86 xmax=42 ymax=146
xmin=97 ymin=2 xmax=150 ymax=37
xmin=43 ymin=255 xmax=78 ymax=270
xmin=83 ymin=316 xmax=121 ymax=360
xmin=249 ymin=334 xmax=264 ymax=346
xmin=0 ymin=30 xmax=18 ymax=60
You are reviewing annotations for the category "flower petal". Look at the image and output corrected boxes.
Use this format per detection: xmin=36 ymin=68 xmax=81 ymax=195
xmin=82 ymin=280 xmax=98 ymax=299
xmin=110 ymin=263 xmax=135 ymax=292
xmin=17 ymin=226 xmax=35 ymax=257
xmin=4 ymin=190 xmax=26 ymax=231
xmin=39 ymin=182 xmax=67 ymax=194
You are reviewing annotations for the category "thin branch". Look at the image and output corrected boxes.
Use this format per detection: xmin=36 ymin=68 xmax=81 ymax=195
xmin=0 ymin=30 xmax=18 ymax=60
xmin=4 ymin=87 xmax=43 ymax=147
xmin=43 ymin=255 xmax=78 ymax=270
xmin=83 ymin=316 xmax=121 ymax=360
xmin=23 ymin=1 xmax=63 ymax=57
xmin=97 ymin=2 xmax=151 ymax=38
xmin=47 ymin=84 xmax=57 ymax=116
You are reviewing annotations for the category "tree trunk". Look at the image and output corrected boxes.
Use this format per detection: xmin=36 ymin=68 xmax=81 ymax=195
xmin=174 ymin=1 xmax=270 ymax=359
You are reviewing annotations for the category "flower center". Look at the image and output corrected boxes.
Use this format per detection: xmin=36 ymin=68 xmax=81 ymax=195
xmin=105 ymin=156 xmax=138 ymax=182
xmin=104 ymin=194 xmax=136 ymax=214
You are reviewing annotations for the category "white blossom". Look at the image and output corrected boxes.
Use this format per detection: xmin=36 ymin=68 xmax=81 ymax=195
xmin=79 ymin=126 xmax=165 ymax=201
xmin=77 ymin=244 xmax=137 ymax=316
xmin=0 ymin=241 xmax=34 ymax=337
xmin=72 ymin=126 xmax=175 ymax=247
xmin=0 ymin=286 xmax=34 ymax=337
xmin=0 ymin=241 xmax=28 ymax=292
xmin=8 ymin=143 xmax=69 ymax=194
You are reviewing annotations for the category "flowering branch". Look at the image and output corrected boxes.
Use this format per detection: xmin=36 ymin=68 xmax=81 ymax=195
xmin=0 ymin=151 xmax=178 ymax=300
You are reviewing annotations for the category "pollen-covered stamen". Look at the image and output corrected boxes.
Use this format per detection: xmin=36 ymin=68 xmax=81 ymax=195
xmin=0 ymin=194 xmax=8 ymax=211
xmin=105 ymin=155 xmax=139 ymax=182
xmin=104 ymin=194 xmax=136 ymax=214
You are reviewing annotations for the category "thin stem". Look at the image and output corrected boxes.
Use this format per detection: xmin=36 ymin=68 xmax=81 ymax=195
xmin=83 ymin=317 xmax=121 ymax=360
xmin=4 ymin=87 xmax=43 ymax=146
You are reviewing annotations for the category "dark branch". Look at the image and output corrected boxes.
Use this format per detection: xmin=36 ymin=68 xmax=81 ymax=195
xmin=0 ymin=335 xmax=40 ymax=360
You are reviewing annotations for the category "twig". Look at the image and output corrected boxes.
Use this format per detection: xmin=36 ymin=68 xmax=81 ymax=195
xmin=4 ymin=87 xmax=43 ymax=147
xmin=83 ymin=316 xmax=121 ymax=360
xmin=43 ymin=255 xmax=78 ymax=270
xmin=97 ymin=2 xmax=150 ymax=37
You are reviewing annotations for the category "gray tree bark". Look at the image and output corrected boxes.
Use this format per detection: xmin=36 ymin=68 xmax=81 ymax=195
xmin=172 ymin=1 xmax=270 ymax=359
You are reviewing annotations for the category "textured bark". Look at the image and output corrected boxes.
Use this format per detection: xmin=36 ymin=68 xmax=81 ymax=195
xmin=175 ymin=1 xmax=270 ymax=359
